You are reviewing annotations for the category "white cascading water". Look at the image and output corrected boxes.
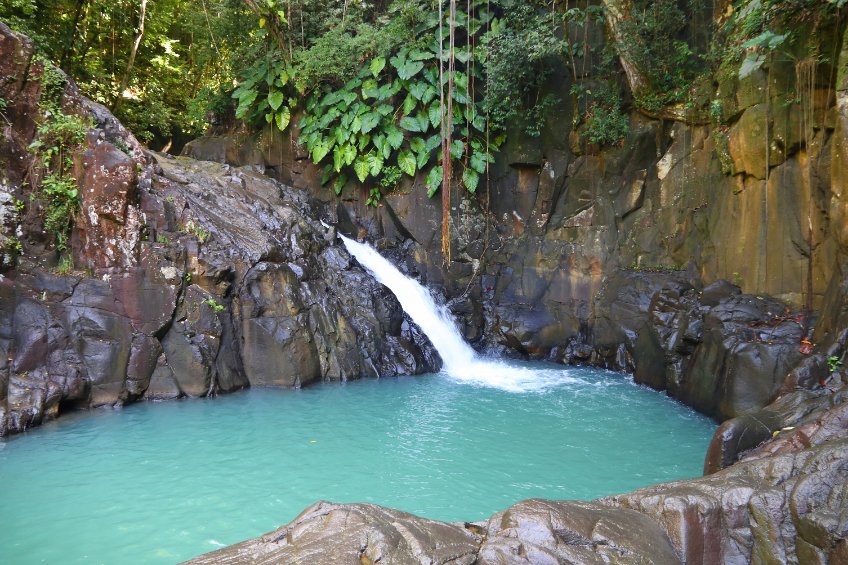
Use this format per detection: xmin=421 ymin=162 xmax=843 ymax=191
xmin=339 ymin=234 xmax=576 ymax=392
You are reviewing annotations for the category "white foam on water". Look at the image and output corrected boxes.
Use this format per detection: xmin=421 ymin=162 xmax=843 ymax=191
xmin=339 ymin=234 xmax=575 ymax=393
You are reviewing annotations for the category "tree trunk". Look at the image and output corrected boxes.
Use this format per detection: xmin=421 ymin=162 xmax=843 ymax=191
xmin=601 ymin=0 xmax=708 ymax=124
xmin=59 ymin=0 xmax=87 ymax=72
xmin=243 ymin=0 xmax=290 ymax=60
xmin=114 ymin=0 xmax=148 ymax=111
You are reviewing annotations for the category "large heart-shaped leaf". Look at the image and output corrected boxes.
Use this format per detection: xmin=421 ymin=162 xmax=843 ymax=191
xmin=370 ymin=56 xmax=386 ymax=78
xmin=462 ymin=167 xmax=479 ymax=193
xmin=275 ymin=107 xmax=291 ymax=131
xmin=398 ymin=150 xmax=416 ymax=176
xmin=386 ymin=126 xmax=404 ymax=150
xmin=354 ymin=156 xmax=371 ymax=183
xmin=398 ymin=60 xmax=424 ymax=80
xmin=367 ymin=152 xmax=384 ymax=177
xmin=426 ymin=166 xmax=443 ymax=197
xmin=400 ymin=116 xmax=424 ymax=132
xmin=360 ymin=112 xmax=380 ymax=134
xmin=268 ymin=90 xmax=284 ymax=111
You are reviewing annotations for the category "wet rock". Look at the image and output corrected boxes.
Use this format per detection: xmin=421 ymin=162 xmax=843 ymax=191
xmin=478 ymin=499 xmax=679 ymax=565
xmin=700 ymin=279 xmax=741 ymax=307
xmin=71 ymin=133 xmax=140 ymax=270
xmin=181 ymin=135 xmax=263 ymax=167
xmin=607 ymin=439 xmax=848 ymax=564
xmin=680 ymin=294 xmax=805 ymax=420
xmin=187 ymin=501 xmax=481 ymax=565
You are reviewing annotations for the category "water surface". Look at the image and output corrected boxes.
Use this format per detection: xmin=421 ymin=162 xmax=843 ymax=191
xmin=0 ymin=364 xmax=714 ymax=564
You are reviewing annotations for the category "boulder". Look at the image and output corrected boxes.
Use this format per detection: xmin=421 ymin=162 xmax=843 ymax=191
xmin=187 ymin=501 xmax=482 ymax=565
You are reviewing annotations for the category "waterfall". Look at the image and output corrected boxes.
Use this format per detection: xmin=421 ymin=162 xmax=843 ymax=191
xmin=339 ymin=234 xmax=575 ymax=392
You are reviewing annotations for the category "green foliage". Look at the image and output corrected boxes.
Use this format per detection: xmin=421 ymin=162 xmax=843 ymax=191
xmin=55 ymin=254 xmax=74 ymax=275
xmin=234 ymin=0 xmax=512 ymax=205
xmin=571 ymin=82 xmax=629 ymax=147
xmin=2 ymin=0 xmax=257 ymax=144
xmin=5 ymin=236 xmax=23 ymax=257
xmin=618 ymin=0 xmax=704 ymax=112
xmin=828 ymin=355 xmax=843 ymax=373
xmin=712 ymin=0 xmax=844 ymax=84
xmin=203 ymin=298 xmax=225 ymax=312
xmin=482 ymin=0 xmax=565 ymax=136
xmin=27 ymin=63 xmax=91 ymax=252
xmin=181 ymin=220 xmax=210 ymax=242
xmin=709 ymin=99 xmax=723 ymax=124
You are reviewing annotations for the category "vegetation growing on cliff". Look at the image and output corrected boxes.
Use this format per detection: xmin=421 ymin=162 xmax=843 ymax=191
xmin=26 ymin=58 xmax=92 ymax=254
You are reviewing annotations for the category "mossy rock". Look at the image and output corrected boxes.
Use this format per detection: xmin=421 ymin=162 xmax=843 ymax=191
xmin=712 ymin=129 xmax=735 ymax=175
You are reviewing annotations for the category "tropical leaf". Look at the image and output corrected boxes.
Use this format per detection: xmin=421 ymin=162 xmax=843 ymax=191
xmin=354 ymin=156 xmax=371 ymax=183
xmin=312 ymin=140 xmax=331 ymax=163
xmin=400 ymin=116 xmax=424 ymax=132
xmin=339 ymin=91 xmax=357 ymax=107
xmin=428 ymin=104 xmax=442 ymax=130
xmin=421 ymin=85 xmax=437 ymax=105
xmin=362 ymin=79 xmax=381 ymax=99
xmin=398 ymin=60 xmax=425 ymax=80
xmin=416 ymin=110 xmax=430 ymax=132
xmin=370 ymin=56 xmax=386 ymax=78
xmin=426 ymin=166 xmax=443 ymax=197
xmin=462 ymin=167 xmax=480 ymax=193
xmin=234 ymin=89 xmax=257 ymax=119
xmin=739 ymin=52 xmax=766 ymax=80
xmin=390 ymin=53 xmax=406 ymax=72
xmin=320 ymin=91 xmax=343 ymax=107
xmin=409 ymin=81 xmax=427 ymax=100
xmin=376 ymin=104 xmax=394 ymax=116
xmin=367 ymin=152 xmax=384 ymax=177
xmin=470 ymin=150 xmax=488 ymax=174
xmin=333 ymin=126 xmax=350 ymax=145
xmin=386 ymin=126 xmax=404 ymax=150
xmin=398 ymin=150 xmax=416 ymax=176
xmin=409 ymin=137 xmax=426 ymax=154
xmin=403 ymin=94 xmax=417 ymax=116
xmin=450 ymin=139 xmax=464 ymax=160
xmin=358 ymin=133 xmax=371 ymax=152
xmin=360 ymin=112 xmax=380 ymax=134
xmin=275 ymin=107 xmax=291 ymax=131
xmin=333 ymin=174 xmax=348 ymax=195
xmin=268 ymin=90 xmax=284 ymax=111
xmin=333 ymin=145 xmax=344 ymax=172
xmin=341 ymin=143 xmax=357 ymax=167
xmin=409 ymin=49 xmax=435 ymax=61
xmin=425 ymin=134 xmax=441 ymax=153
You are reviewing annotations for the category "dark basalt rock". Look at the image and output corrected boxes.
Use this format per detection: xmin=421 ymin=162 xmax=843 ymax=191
xmin=0 ymin=151 xmax=441 ymax=435
xmin=0 ymin=25 xmax=438 ymax=435
xmin=478 ymin=499 xmax=679 ymax=565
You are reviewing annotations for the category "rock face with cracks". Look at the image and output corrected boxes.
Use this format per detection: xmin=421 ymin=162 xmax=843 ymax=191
xmin=0 ymin=22 xmax=437 ymax=435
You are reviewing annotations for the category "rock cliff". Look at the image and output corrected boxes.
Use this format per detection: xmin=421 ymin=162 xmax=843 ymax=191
xmin=0 ymin=22 xmax=437 ymax=436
